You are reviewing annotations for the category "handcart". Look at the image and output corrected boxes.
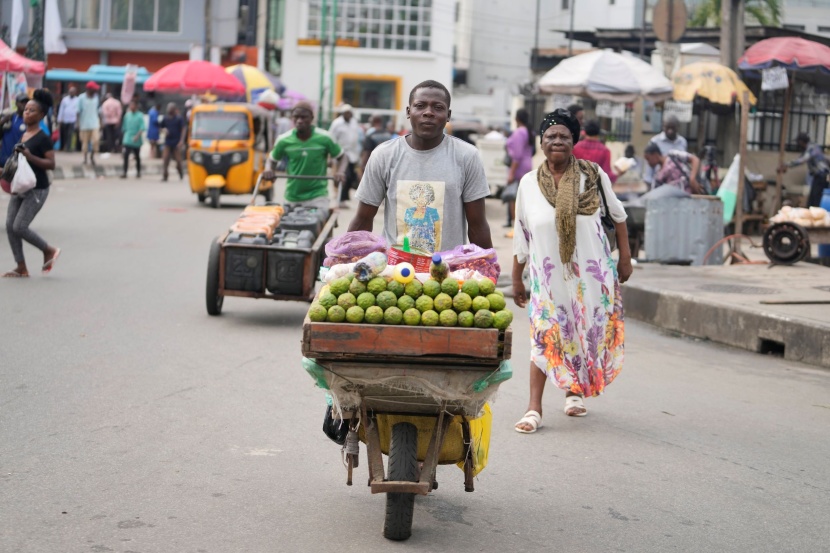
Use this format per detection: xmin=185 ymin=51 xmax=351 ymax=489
xmin=205 ymin=175 xmax=337 ymax=315
xmin=762 ymin=221 xmax=830 ymax=265
xmin=302 ymin=320 xmax=513 ymax=541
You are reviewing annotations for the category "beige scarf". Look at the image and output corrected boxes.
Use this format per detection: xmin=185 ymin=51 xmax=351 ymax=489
xmin=536 ymin=156 xmax=601 ymax=273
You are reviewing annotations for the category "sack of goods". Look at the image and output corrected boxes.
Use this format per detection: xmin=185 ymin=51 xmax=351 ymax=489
xmin=770 ymin=205 xmax=830 ymax=228
xmin=308 ymin=247 xmax=512 ymax=331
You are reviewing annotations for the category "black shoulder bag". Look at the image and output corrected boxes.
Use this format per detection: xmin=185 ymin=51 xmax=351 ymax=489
xmin=596 ymin=177 xmax=618 ymax=251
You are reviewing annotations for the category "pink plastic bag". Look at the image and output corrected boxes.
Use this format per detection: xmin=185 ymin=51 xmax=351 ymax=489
xmin=436 ymin=244 xmax=500 ymax=282
xmin=323 ymin=231 xmax=388 ymax=268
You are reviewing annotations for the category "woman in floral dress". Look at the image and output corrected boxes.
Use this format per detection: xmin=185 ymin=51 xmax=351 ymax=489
xmin=513 ymin=109 xmax=633 ymax=433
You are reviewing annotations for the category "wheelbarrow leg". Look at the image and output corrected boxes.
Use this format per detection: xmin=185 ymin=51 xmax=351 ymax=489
xmin=462 ymin=419 xmax=475 ymax=492
xmin=361 ymin=403 xmax=386 ymax=486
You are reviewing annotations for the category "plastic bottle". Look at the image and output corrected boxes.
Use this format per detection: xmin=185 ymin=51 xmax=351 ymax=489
xmin=819 ymin=189 xmax=830 ymax=258
xmin=353 ymin=251 xmax=388 ymax=281
xmin=393 ymin=262 xmax=416 ymax=284
xmin=429 ymin=254 xmax=449 ymax=281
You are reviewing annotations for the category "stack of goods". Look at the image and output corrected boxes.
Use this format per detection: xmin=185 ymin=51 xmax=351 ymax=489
xmin=308 ymin=250 xmax=513 ymax=331
xmin=228 ymin=205 xmax=284 ymax=243
xmin=770 ymin=206 xmax=830 ymax=227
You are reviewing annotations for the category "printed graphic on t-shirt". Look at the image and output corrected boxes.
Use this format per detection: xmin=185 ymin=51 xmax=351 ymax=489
xmin=396 ymin=180 xmax=445 ymax=254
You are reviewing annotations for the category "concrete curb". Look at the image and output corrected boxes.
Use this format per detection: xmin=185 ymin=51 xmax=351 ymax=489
xmin=53 ymin=164 xmax=163 ymax=180
xmin=621 ymin=283 xmax=830 ymax=369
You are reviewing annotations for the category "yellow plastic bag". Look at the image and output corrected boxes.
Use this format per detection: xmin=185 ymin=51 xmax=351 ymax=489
xmin=360 ymin=404 xmax=492 ymax=477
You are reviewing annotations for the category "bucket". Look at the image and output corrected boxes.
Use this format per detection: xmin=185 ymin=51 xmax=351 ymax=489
xmin=387 ymin=246 xmax=432 ymax=273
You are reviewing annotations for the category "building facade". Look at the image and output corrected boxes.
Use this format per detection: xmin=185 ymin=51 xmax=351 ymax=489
xmin=280 ymin=0 xmax=454 ymax=125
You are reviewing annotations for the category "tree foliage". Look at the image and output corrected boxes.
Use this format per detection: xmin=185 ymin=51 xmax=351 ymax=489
xmin=691 ymin=0 xmax=782 ymax=27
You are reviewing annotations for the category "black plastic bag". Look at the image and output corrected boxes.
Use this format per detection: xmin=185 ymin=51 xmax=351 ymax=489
xmin=322 ymin=405 xmax=349 ymax=445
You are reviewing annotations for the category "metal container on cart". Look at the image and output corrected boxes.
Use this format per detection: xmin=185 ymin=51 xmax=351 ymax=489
xmin=644 ymin=196 xmax=724 ymax=265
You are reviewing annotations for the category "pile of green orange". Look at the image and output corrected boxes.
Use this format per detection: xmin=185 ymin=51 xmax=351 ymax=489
xmin=308 ymin=274 xmax=513 ymax=330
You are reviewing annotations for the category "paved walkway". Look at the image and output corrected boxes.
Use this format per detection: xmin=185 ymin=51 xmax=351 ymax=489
xmin=52 ymin=150 xmax=166 ymax=179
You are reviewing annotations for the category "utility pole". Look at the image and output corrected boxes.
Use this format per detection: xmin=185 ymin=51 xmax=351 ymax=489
xmin=329 ymin=0 xmax=338 ymax=120
xmin=318 ymin=0 xmax=328 ymax=122
xmin=533 ymin=0 xmax=540 ymax=71
xmin=25 ymin=0 xmax=45 ymax=62
xmin=639 ymin=0 xmax=647 ymax=57
xmin=568 ymin=0 xmax=576 ymax=56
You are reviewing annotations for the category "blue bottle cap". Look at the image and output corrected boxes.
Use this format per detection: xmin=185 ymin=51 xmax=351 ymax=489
xmin=432 ymin=254 xmax=442 ymax=264
xmin=401 ymin=267 xmax=411 ymax=277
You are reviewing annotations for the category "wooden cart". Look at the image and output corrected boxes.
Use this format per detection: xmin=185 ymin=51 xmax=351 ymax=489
xmin=762 ymin=221 xmax=830 ymax=265
xmin=205 ymin=175 xmax=337 ymax=315
xmin=302 ymin=320 xmax=512 ymax=541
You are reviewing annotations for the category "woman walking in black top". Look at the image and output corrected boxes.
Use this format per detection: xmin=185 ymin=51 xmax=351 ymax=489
xmin=4 ymin=89 xmax=61 ymax=278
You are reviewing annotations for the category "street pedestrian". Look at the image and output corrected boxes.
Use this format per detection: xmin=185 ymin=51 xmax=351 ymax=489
xmin=361 ymin=114 xmax=395 ymax=168
xmin=513 ymin=108 xmax=631 ymax=433
xmin=261 ymin=101 xmax=347 ymax=212
xmin=56 ymin=86 xmax=80 ymax=152
xmin=77 ymin=81 xmax=101 ymax=167
xmin=160 ymin=103 xmax=185 ymax=182
xmin=275 ymin=110 xmax=293 ymax=136
xmin=0 ymin=94 xmax=29 ymax=167
xmin=3 ymin=89 xmax=61 ymax=278
xmin=101 ymin=93 xmax=123 ymax=154
xmin=645 ymin=115 xmax=687 ymax=188
xmin=120 ymin=98 xmax=145 ymax=179
xmin=348 ymin=80 xmax=492 ymax=252
xmin=503 ymin=108 xmax=536 ymax=238
xmin=146 ymin=103 xmax=161 ymax=159
xmin=567 ymin=103 xmax=584 ymax=127
xmin=778 ymin=132 xmax=829 ymax=207
xmin=643 ymin=143 xmax=703 ymax=194
xmin=573 ymin=119 xmax=617 ymax=184
xmin=328 ymin=104 xmax=362 ymax=208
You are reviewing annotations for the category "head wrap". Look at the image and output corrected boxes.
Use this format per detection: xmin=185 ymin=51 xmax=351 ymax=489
xmin=539 ymin=108 xmax=580 ymax=144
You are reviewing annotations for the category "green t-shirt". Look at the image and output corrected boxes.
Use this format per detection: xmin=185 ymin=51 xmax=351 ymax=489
xmin=121 ymin=110 xmax=146 ymax=148
xmin=269 ymin=127 xmax=343 ymax=202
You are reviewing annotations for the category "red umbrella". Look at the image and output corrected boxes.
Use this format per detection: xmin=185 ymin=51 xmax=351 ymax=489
xmin=143 ymin=60 xmax=246 ymax=98
xmin=0 ymin=39 xmax=45 ymax=74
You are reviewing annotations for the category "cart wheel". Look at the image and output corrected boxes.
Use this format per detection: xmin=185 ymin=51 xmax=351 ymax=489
xmin=383 ymin=422 xmax=418 ymax=541
xmin=262 ymin=185 xmax=274 ymax=202
xmin=206 ymin=238 xmax=224 ymax=316
xmin=208 ymin=188 xmax=221 ymax=209
xmin=763 ymin=222 xmax=810 ymax=265
xmin=197 ymin=192 xmax=206 ymax=204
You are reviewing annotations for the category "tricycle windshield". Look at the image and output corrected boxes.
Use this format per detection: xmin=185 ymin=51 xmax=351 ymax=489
xmin=192 ymin=112 xmax=251 ymax=140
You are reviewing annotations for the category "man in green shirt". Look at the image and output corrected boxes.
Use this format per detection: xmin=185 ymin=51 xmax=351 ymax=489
xmin=120 ymin=98 xmax=146 ymax=179
xmin=262 ymin=101 xmax=347 ymax=211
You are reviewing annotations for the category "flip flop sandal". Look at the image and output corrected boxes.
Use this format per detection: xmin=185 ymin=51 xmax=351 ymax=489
xmin=564 ymin=396 xmax=587 ymax=417
xmin=42 ymin=248 xmax=61 ymax=274
xmin=2 ymin=270 xmax=29 ymax=278
xmin=514 ymin=410 xmax=543 ymax=434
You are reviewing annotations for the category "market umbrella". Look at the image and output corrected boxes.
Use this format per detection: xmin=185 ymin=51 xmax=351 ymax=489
xmin=277 ymin=90 xmax=308 ymax=111
xmin=143 ymin=60 xmax=246 ymax=99
xmin=673 ymin=62 xmax=757 ymax=107
xmin=537 ymin=50 xmax=674 ymax=102
xmin=225 ymin=64 xmax=285 ymax=103
xmin=737 ymin=37 xmax=830 ymax=210
xmin=0 ymin=39 xmax=45 ymax=74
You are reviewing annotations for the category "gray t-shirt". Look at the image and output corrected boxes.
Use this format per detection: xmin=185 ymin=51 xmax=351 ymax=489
xmin=355 ymin=134 xmax=489 ymax=254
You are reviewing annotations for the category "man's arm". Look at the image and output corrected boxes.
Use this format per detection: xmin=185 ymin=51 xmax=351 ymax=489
xmin=348 ymin=201 xmax=379 ymax=232
xmin=463 ymin=198 xmax=493 ymax=249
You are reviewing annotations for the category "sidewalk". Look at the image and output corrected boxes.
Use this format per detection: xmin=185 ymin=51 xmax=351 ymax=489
xmin=52 ymin=151 xmax=165 ymax=180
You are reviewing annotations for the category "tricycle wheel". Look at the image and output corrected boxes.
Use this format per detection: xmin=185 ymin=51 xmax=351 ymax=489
xmin=206 ymin=238 xmax=224 ymax=316
xmin=383 ymin=422 xmax=418 ymax=541
xmin=197 ymin=192 xmax=206 ymax=203
xmin=208 ymin=187 xmax=221 ymax=209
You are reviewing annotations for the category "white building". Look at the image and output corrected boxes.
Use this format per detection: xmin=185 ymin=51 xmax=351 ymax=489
xmin=781 ymin=0 xmax=830 ymax=37
xmin=280 ymin=0 xmax=455 ymax=126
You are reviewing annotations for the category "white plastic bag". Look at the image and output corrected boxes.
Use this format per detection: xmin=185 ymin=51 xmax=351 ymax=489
xmin=716 ymin=154 xmax=740 ymax=224
xmin=10 ymin=153 xmax=37 ymax=195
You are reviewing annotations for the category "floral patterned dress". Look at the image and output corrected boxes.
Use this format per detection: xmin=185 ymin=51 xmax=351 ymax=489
xmin=512 ymin=165 xmax=628 ymax=397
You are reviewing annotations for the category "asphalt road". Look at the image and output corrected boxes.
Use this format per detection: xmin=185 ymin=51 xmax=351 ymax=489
xmin=1 ymin=177 xmax=828 ymax=553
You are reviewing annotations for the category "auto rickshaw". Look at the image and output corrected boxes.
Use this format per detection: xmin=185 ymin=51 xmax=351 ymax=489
xmin=188 ymin=103 xmax=275 ymax=208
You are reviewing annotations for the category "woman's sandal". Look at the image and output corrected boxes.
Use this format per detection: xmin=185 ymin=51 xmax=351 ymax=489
xmin=2 ymin=270 xmax=29 ymax=278
xmin=514 ymin=410 xmax=543 ymax=434
xmin=564 ymin=395 xmax=587 ymax=417
xmin=42 ymin=248 xmax=61 ymax=275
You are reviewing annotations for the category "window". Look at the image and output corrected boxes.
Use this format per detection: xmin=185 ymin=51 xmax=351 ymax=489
xmin=341 ymin=77 xmax=399 ymax=109
xmin=782 ymin=24 xmax=806 ymax=31
xmin=192 ymin=112 xmax=250 ymax=141
xmin=307 ymin=0 xmax=432 ymax=52
xmin=819 ymin=26 xmax=830 ymax=33
xmin=110 ymin=0 xmax=181 ymax=32
xmin=61 ymin=0 xmax=101 ymax=29
xmin=561 ymin=0 xmax=569 ymax=9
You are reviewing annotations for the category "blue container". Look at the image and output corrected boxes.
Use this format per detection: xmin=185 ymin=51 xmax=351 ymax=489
xmin=819 ymin=189 xmax=830 ymax=258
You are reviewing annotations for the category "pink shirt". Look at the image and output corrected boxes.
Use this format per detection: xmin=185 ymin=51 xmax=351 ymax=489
xmin=573 ymin=137 xmax=616 ymax=184
xmin=101 ymin=98 xmax=123 ymax=125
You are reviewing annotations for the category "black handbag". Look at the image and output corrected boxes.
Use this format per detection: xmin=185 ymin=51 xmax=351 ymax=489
xmin=596 ymin=179 xmax=617 ymax=251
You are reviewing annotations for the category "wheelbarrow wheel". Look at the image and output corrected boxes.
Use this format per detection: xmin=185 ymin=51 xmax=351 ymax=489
xmin=208 ymin=187 xmax=221 ymax=209
xmin=206 ymin=238 xmax=224 ymax=316
xmin=383 ymin=422 xmax=418 ymax=541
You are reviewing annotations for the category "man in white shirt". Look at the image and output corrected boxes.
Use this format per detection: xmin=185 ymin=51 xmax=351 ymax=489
xmin=57 ymin=86 xmax=80 ymax=152
xmin=328 ymin=104 xmax=362 ymax=208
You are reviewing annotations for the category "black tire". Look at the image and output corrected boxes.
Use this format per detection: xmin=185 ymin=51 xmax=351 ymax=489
xmin=262 ymin=185 xmax=274 ymax=202
xmin=208 ymin=187 xmax=220 ymax=209
xmin=383 ymin=422 xmax=418 ymax=541
xmin=206 ymin=238 xmax=224 ymax=316
xmin=197 ymin=192 xmax=206 ymax=203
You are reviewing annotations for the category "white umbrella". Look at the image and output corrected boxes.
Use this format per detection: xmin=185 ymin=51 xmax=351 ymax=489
xmin=537 ymin=50 xmax=674 ymax=102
